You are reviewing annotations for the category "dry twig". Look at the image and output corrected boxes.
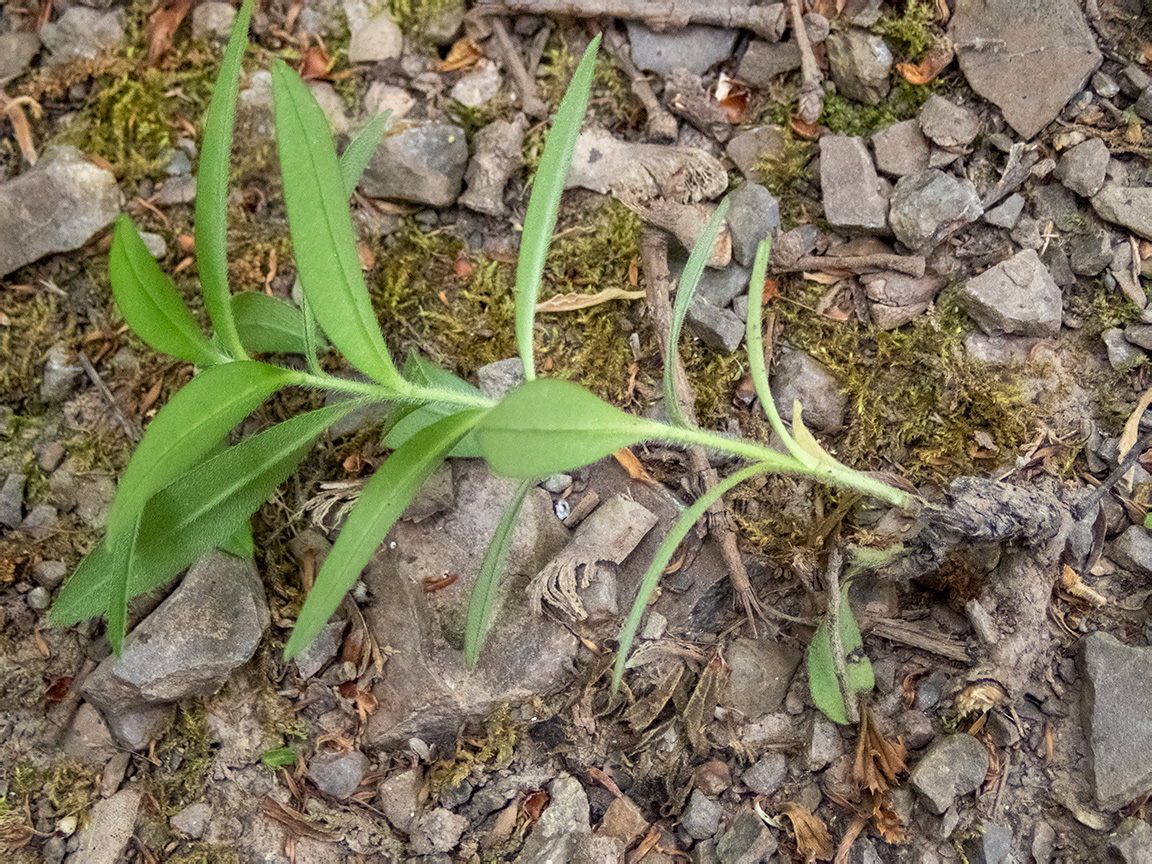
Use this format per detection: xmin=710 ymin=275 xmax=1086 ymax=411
xmin=789 ymin=0 xmax=823 ymax=124
xmin=600 ymin=23 xmax=678 ymax=143
xmin=488 ymin=16 xmax=549 ymax=118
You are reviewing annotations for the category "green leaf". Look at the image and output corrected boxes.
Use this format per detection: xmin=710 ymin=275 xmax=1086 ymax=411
xmin=49 ymin=540 xmax=114 ymax=627
xmin=271 ymin=59 xmax=405 ymax=391
xmin=515 ymin=34 xmax=601 ymax=381
xmin=807 ymin=588 xmax=874 ymax=725
xmin=1146 ymin=512 xmax=1152 ymax=530
xmin=232 ymin=291 xmax=322 ymax=355
xmin=664 ymin=198 xmax=729 ymax=427
xmin=220 ymin=518 xmax=255 ymax=558
xmin=475 ymin=378 xmax=664 ymax=478
xmin=262 ymin=746 xmax=299 ymax=770
xmin=339 ymin=109 xmax=390 ymax=197
xmin=612 ymin=463 xmax=773 ymax=692
xmin=195 ymin=0 xmax=254 ymax=361
xmin=109 ymin=215 xmax=226 ymax=368
xmin=285 ymin=409 xmax=484 ymax=659
xmin=382 ymin=405 xmax=483 ymax=458
xmin=464 ymin=478 xmax=532 ymax=668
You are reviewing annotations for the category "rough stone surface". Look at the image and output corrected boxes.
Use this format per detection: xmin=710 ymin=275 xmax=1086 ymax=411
xmin=477 ymin=357 xmax=526 ymax=399
xmin=1056 ymin=137 xmax=1110 ymax=197
xmin=726 ymin=182 xmax=780 ymax=267
xmin=308 ymin=749 xmax=369 ymax=799
xmin=73 ymin=789 xmax=141 ymax=864
xmin=40 ymin=7 xmax=124 ymax=65
xmin=889 ymin=169 xmax=983 ymax=254
xmin=0 ymin=32 xmax=41 ymax=80
xmin=1110 ymin=526 xmax=1152 ymax=576
xmin=825 ymin=29 xmax=892 ymax=104
xmin=514 ymin=775 xmax=589 ymax=863
xmin=626 ymin=22 xmax=737 ymax=78
xmin=721 ymin=638 xmax=802 ymax=719
xmin=983 ymin=193 xmax=1025 ymax=229
xmin=600 ymin=795 xmax=648 ymax=847
xmin=376 ymin=766 xmax=424 ymax=832
xmin=949 ymin=0 xmax=1101 ymax=139
xmin=360 ymin=122 xmax=468 ymax=207
xmin=170 ymin=802 xmax=211 ymax=839
xmin=410 ymin=808 xmax=468 ymax=854
xmin=0 ymin=472 xmax=26 ymax=527
xmin=63 ymin=703 xmax=119 ymax=766
xmin=574 ymin=835 xmax=625 ymax=864
xmin=1109 ymin=818 xmax=1152 ymax=864
xmin=681 ymin=789 xmax=722 ymax=840
xmin=1103 ymin=328 xmax=1145 ymax=370
xmin=0 ymin=146 xmax=119 ymax=278
xmin=716 ymin=810 xmax=778 ymax=864
xmin=737 ymin=40 xmax=802 ymax=87
xmin=965 ymin=822 xmax=1013 ymax=864
xmin=862 ymin=272 xmax=944 ymax=329
xmin=41 ymin=344 xmax=82 ymax=403
xmin=726 ymin=127 xmax=786 ymax=178
xmin=820 ymin=135 xmax=889 ymax=233
xmin=346 ymin=2 xmax=402 ymax=63
xmin=770 ymin=349 xmax=847 ymax=433
xmin=871 ymin=120 xmax=930 ymax=178
xmin=742 ymin=753 xmax=787 ymax=795
xmin=82 ymin=552 xmax=269 ymax=741
xmin=909 ymin=733 xmax=989 ymax=814
xmin=918 ymin=96 xmax=980 ymax=148
xmin=961 ymin=249 xmax=1062 ymax=337
xmin=687 ymin=298 xmax=745 ymax=354
xmin=1068 ymin=227 xmax=1114 ymax=276
xmin=450 ymin=58 xmax=501 ymax=107
xmin=191 ymin=2 xmax=236 ymax=40
xmin=1092 ymin=186 xmax=1152 ymax=240
xmin=692 ymin=264 xmax=751 ymax=308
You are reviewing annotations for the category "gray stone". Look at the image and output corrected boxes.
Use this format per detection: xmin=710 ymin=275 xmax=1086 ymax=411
xmin=871 ymin=120 xmax=930 ymax=178
xmin=626 ymin=22 xmax=737 ymax=78
xmin=63 ymin=703 xmax=118 ymax=766
xmin=22 ymin=504 xmax=58 ymax=539
xmin=692 ymin=264 xmax=751 ymax=308
xmin=1042 ymin=245 xmax=1076 ymax=287
xmin=0 ymin=472 xmax=26 ymax=527
xmin=450 ymin=58 xmax=501 ymax=107
xmin=27 ymin=585 xmax=50 ymax=610
xmin=1056 ymin=137 xmax=1110 ymax=197
xmin=575 ymin=835 xmax=625 ymax=864
xmin=154 ymin=175 xmax=196 ymax=205
xmin=918 ymin=96 xmax=980 ymax=148
xmin=346 ymin=2 xmax=402 ymax=63
xmin=293 ymin=620 xmax=345 ymax=679
xmin=1068 ymin=228 xmax=1114 ymax=276
xmin=41 ymin=7 xmax=124 ymax=65
xmin=1109 ymin=817 xmax=1152 ymax=864
xmin=716 ymin=810 xmax=777 ymax=864
xmin=0 ymin=146 xmax=119 ymax=278
xmin=1079 ymin=632 xmax=1152 ymax=809
xmin=770 ymin=348 xmax=847 ymax=433
xmin=73 ymin=471 xmax=115 ymax=531
xmin=727 ymin=182 xmax=780 ymax=267
xmin=909 ymin=733 xmax=989 ymax=813
xmin=960 ymin=249 xmax=1062 ymax=337
xmin=42 ymin=344 xmax=82 ymax=403
xmin=36 ymin=560 xmax=68 ymax=590
xmin=191 ymin=2 xmax=236 ymax=40
xmin=741 ymin=753 xmax=787 ymax=795
xmin=477 ymin=357 xmax=526 ymax=399
xmin=820 ymin=135 xmax=889 ymax=233
xmin=1011 ymin=215 xmax=1043 ymax=250
xmin=737 ymin=40 xmax=802 ymax=88
xmin=0 ymin=32 xmax=41 ymax=80
xmin=309 ymin=82 xmax=350 ymax=135
xmin=82 ymin=551 xmax=269 ymax=740
xmin=826 ymin=29 xmax=892 ymax=105
xmin=73 ymin=789 xmax=140 ymax=864
xmin=1032 ymin=821 xmax=1056 ymax=864
xmin=721 ymin=637 xmax=802 ymax=719
xmin=1120 ymin=65 xmax=1152 ymax=98
xmin=889 ymin=169 xmax=983 ymax=254
xmin=808 ymin=718 xmax=839 ymax=771
xmin=965 ymin=822 xmax=1013 ymax=864
xmin=726 ymin=127 xmax=786 ymax=178
xmin=514 ymin=775 xmax=590 ymax=863
xmin=1092 ymin=71 xmax=1120 ymax=99
xmin=421 ymin=0 xmax=465 ymax=45
xmin=460 ymin=114 xmax=527 ymax=216
xmin=360 ymin=122 xmax=468 ymax=207
xmin=139 ymin=232 xmax=167 ymax=258
xmin=170 ymin=802 xmax=211 ymax=839
xmin=376 ymin=766 xmax=424 ymax=832
xmin=1032 ymin=183 xmax=1084 ymax=232
xmin=410 ymin=807 xmax=468 ymax=854
xmin=308 ymin=749 xmax=368 ymax=799
xmin=687 ymin=298 xmax=745 ymax=353
xmin=42 ymin=836 xmax=65 ymax=864
xmin=949 ymin=0 xmax=1101 ymax=139
xmin=681 ymin=789 xmax=721 ymax=840
xmin=1092 ymin=186 xmax=1152 ymax=240
xmin=1109 ymin=526 xmax=1152 ymax=577
xmin=1104 ymin=328 xmax=1145 ymax=370
xmin=862 ymin=271 xmax=944 ymax=329
xmin=983 ymin=193 xmax=1024 ymax=229
xmin=1126 ymin=324 xmax=1152 ymax=351
xmin=1137 ymin=88 xmax=1152 ymax=123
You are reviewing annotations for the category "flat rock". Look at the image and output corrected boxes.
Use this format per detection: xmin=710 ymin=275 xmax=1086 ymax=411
xmin=965 ymin=822 xmax=1013 ymax=864
xmin=918 ymin=95 xmax=980 ymax=148
xmin=820 ymin=135 xmax=890 ymax=234
xmin=1103 ymin=328 xmax=1145 ymax=371
xmin=1056 ymin=137 xmax=1110 ymax=197
xmin=411 ymin=808 xmax=468 ymax=854
xmin=826 ymin=28 xmax=892 ymax=105
xmin=191 ymin=2 xmax=236 ymax=41
xmin=0 ymin=146 xmax=119 ymax=278
xmin=1092 ymin=186 xmax=1152 ymax=240
xmin=726 ymin=127 xmax=786 ymax=178
xmin=862 ymin=272 xmax=944 ymax=329
xmin=170 ymin=802 xmax=211 ymax=839
xmin=871 ymin=119 xmax=930 ymax=178
xmin=1079 ymin=632 xmax=1152 ymax=809
xmin=909 ymin=733 xmax=989 ymax=814
xmin=738 ymin=40 xmax=802 ymax=88
xmin=687 ymin=298 xmax=745 ymax=353
xmin=1067 ymin=227 xmax=1114 ymax=276
xmin=450 ymin=58 xmax=501 ymax=107
xmin=0 ymin=473 xmax=25 ymax=527
xmin=681 ymin=789 xmax=721 ymax=840
xmin=345 ymin=1 xmax=402 ymax=63
xmin=742 ymin=753 xmax=787 ymax=795
xmin=626 ymin=22 xmax=737 ymax=78
xmin=949 ymin=0 xmax=1101 ymax=139
xmin=1109 ymin=818 xmax=1152 ymax=864
xmin=1108 ymin=525 xmax=1152 ymax=577
xmin=726 ymin=182 xmax=780 ymax=267
xmin=889 ymin=168 xmax=982 ymax=254
xmin=376 ymin=766 xmax=424 ymax=832
xmin=721 ymin=638 xmax=801 ymax=719
xmin=983 ymin=193 xmax=1024 ymax=229
xmin=308 ymin=749 xmax=369 ymax=799
xmin=360 ymin=122 xmax=468 ymax=207
xmin=514 ymin=775 xmax=589 ymax=863
xmin=0 ymin=32 xmax=41 ymax=79
xmin=40 ymin=7 xmax=124 ymax=65
xmin=81 ymin=551 xmax=268 ymax=743
xmin=73 ymin=789 xmax=140 ymax=864
xmin=477 ymin=358 xmax=526 ymax=399
xmin=716 ymin=810 xmax=778 ymax=864
xmin=961 ymin=249 xmax=1062 ymax=337
xmin=770 ymin=348 xmax=846 ymax=432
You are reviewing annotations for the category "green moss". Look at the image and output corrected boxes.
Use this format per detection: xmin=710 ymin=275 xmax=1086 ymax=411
xmin=388 ymin=0 xmax=458 ymax=35
xmin=43 ymin=758 xmax=97 ymax=826
xmin=0 ymin=292 xmax=75 ymax=407
xmin=427 ymin=705 xmax=517 ymax=799
xmin=873 ymin=0 xmax=939 ymax=63
xmin=151 ymin=702 xmax=217 ymax=816
xmin=819 ymin=79 xmax=935 ymax=137
xmin=1070 ymin=279 xmax=1143 ymax=341
xmin=753 ymin=134 xmax=817 ymax=230
xmin=166 ymin=844 xmax=242 ymax=864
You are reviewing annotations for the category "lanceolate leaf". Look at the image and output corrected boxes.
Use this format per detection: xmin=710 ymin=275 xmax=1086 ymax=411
xmin=49 ymin=540 xmax=114 ymax=627
xmin=339 ymin=109 xmax=391 ymax=197
xmin=465 ymin=478 xmax=532 ymax=668
xmin=475 ymin=378 xmax=665 ymax=478
xmin=808 ymin=588 xmax=874 ymax=725
xmin=232 ymin=291 xmax=321 ymax=355
xmin=271 ymin=59 xmax=405 ymax=391
xmin=109 ymin=215 xmax=226 ymax=368
xmin=515 ymin=34 xmax=601 ymax=381
xmin=285 ymin=409 xmax=484 ymax=659
xmin=195 ymin=0 xmax=254 ymax=361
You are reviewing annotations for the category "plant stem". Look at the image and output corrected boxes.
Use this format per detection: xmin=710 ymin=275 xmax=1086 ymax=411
xmin=292 ymin=372 xmax=496 ymax=411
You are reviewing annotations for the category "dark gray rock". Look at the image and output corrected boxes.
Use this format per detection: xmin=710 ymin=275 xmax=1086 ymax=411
xmin=688 ymin=298 xmax=745 ymax=353
xmin=1120 ymin=65 xmax=1152 ymax=98
xmin=1032 ymin=821 xmax=1057 ymax=864
xmin=1042 ymin=245 xmax=1076 ymax=287
xmin=1056 ymin=137 xmax=1110 ymax=197
xmin=0 ymin=32 xmax=41 ymax=79
xmin=949 ymin=0 xmax=1101 ymax=139
xmin=716 ymin=810 xmax=777 ymax=864
xmin=721 ymin=638 xmax=802 ymax=719
xmin=293 ymin=620 xmax=344 ymax=679
xmin=964 ymin=822 xmax=1013 ymax=864
xmin=170 ymin=802 xmax=211 ymax=839
xmin=1068 ymin=228 xmax=1114 ymax=276
xmin=477 ymin=358 xmax=526 ymax=399
xmin=742 ymin=753 xmax=787 ymax=795
xmin=1109 ymin=817 xmax=1152 ymax=864
xmin=960 ymin=249 xmax=1062 ymax=337
xmin=1079 ymin=632 xmax=1152 ymax=809
xmin=726 ymin=127 xmax=786 ymax=178
xmin=918 ymin=95 xmax=980 ymax=148
xmin=1092 ymin=186 xmax=1152 ymax=240
xmin=737 ymin=40 xmax=802 ymax=88
xmin=889 ymin=169 xmax=982 ymax=254
xmin=73 ymin=789 xmax=141 ymax=864
xmin=1091 ymin=71 xmax=1120 ymax=99
xmin=1103 ymin=328 xmax=1146 ymax=370
xmin=826 ymin=28 xmax=892 ymax=105
xmin=0 ymin=146 xmax=119 ymax=278
xmin=309 ymin=749 xmax=368 ymax=799
xmin=770 ymin=349 xmax=846 ymax=432
xmin=1126 ymin=324 xmax=1152 ymax=351
xmin=1011 ymin=215 xmax=1043 ymax=250
xmin=697 ymin=265 xmax=751 ymax=308
xmin=1109 ymin=526 xmax=1152 ymax=577
xmin=871 ymin=120 xmax=930 ymax=178
xmin=1136 ymin=88 xmax=1152 ymax=123
xmin=410 ymin=807 xmax=468 ymax=854
xmin=1032 ymin=183 xmax=1084 ymax=232
xmin=727 ymin=182 xmax=780 ymax=267
xmin=808 ymin=718 xmax=839 ymax=770
xmin=42 ymin=344 xmax=82 ymax=403
xmin=360 ymin=122 xmax=468 ymax=207
xmin=909 ymin=733 xmax=989 ymax=813
xmin=862 ymin=271 xmax=944 ymax=329
xmin=82 ymin=551 xmax=268 ymax=742
xmin=21 ymin=504 xmax=58 ymax=540
xmin=626 ymin=22 xmax=737 ymax=78
xmin=681 ymin=789 xmax=721 ymax=840
xmin=460 ymin=115 xmax=527 ymax=217
xmin=820 ymin=135 xmax=889 ymax=234
xmin=0 ymin=472 xmax=25 ymax=527
xmin=40 ymin=7 xmax=124 ymax=65
xmin=983 ymin=193 xmax=1024 ymax=229
xmin=514 ymin=775 xmax=589 ymax=863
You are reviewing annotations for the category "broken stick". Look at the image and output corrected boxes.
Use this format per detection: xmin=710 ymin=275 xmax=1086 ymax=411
xmin=600 ymin=22 xmax=678 ymax=143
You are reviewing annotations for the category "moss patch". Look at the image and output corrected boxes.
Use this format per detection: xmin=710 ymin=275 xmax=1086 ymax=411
xmin=427 ymin=704 xmax=517 ymax=798
xmin=43 ymin=758 xmax=98 ymax=827
xmin=0 ymin=293 xmax=76 ymax=408
xmin=151 ymin=701 xmax=217 ymax=816
xmin=819 ymin=79 xmax=935 ymax=138
xmin=753 ymin=134 xmax=818 ymax=231
xmin=873 ymin=0 xmax=939 ymax=63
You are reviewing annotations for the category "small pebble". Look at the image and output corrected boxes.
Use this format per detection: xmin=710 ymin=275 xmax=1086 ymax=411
xmin=27 ymin=586 xmax=50 ymax=611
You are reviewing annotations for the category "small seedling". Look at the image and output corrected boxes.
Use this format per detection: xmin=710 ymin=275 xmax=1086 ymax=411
xmin=50 ymin=0 xmax=919 ymax=725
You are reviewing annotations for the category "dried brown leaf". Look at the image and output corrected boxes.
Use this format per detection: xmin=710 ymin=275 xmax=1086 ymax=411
xmin=779 ymin=802 xmax=834 ymax=862
xmin=871 ymin=795 xmax=906 ymax=843
xmin=613 ymin=447 xmax=655 ymax=484
xmin=535 ymin=287 xmax=646 ymax=313
xmin=148 ymin=0 xmax=196 ymax=68
xmin=440 ymin=37 xmax=481 ymax=72
xmin=832 ymin=813 xmax=868 ymax=864
xmin=896 ymin=37 xmax=954 ymax=85
xmin=853 ymin=705 xmax=906 ymax=794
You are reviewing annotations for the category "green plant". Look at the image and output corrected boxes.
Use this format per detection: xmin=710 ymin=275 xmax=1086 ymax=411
xmin=49 ymin=1 xmax=919 ymax=725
